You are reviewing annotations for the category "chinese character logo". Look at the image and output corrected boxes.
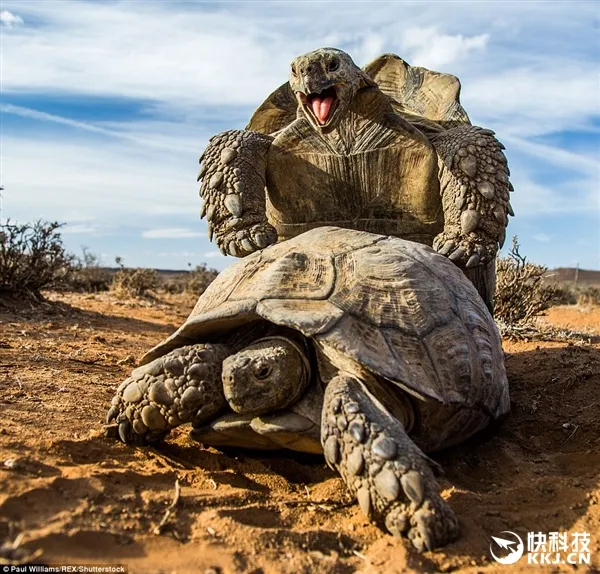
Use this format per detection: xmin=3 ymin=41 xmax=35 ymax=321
xmin=527 ymin=530 xmax=591 ymax=565
xmin=490 ymin=531 xmax=525 ymax=564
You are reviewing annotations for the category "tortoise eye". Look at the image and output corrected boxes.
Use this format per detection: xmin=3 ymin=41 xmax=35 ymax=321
xmin=256 ymin=365 xmax=272 ymax=380
xmin=328 ymin=58 xmax=339 ymax=72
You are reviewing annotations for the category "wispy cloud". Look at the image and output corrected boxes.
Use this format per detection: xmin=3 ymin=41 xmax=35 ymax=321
xmin=156 ymin=251 xmax=196 ymax=258
xmin=509 ymin=173 xmax=598 ymax=217
xmin=2 ymin=105 xmax=194 ymax=153
xmin=504 ymin=136 xmax=600 ymax=175
xmin=0 ymin=10 xmax=23 ymax=27
xmin=62 ymin=223 xmax=97 ymax=235
xmin=2 ymin=135 xmax=205 ymax=232
xmin=401 ymin=27 xmax=488 ymax=69
xmin=533 ymin=233 xmax=551 ymax=243
xmin=143 ymin=228 xmax=204 ymax=239
xmin=1 ymin=2 xmax=285 ymax=107
xmin=465 ymin=69 xmax=600 ymax=137
xmin=504 ymin=137 xmax=599 ymax=218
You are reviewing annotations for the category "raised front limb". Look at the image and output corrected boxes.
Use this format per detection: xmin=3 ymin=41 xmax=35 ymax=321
xmin=198 ymin=130 xmax=278 ymax=257
xmin=430 ymin=126 xmax=513 ymax=269
xmin=322 ymin=374 xmax=458 ymax=551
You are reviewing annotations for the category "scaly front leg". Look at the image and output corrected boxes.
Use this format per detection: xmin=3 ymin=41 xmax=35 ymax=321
xmin=198 ymin=130 xmax=278 ymax=257
xmin=106 ymin=343 xmax=231 ymax=444
xmin=322 ymin=374 xmax=459 ymax=552
xmin=431 ymin=126 xmax=513 ymax=269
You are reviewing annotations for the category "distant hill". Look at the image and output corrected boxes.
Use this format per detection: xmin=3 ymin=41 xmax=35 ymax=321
xmin=545 ymin=267 xmax=600 ymax=286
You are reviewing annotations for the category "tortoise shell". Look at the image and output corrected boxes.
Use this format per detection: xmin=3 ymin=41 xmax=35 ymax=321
xmin=141 ymin=227 xmax=508 ymax=417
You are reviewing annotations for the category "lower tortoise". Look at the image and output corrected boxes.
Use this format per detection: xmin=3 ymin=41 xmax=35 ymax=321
xmin=106 ymin=226 xmax=509 ymax=551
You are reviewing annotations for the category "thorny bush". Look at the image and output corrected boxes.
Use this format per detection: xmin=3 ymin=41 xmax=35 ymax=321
xmin=67 ymin=247 xmax=112 ymax=293
xmin=0 ymin=220 xmax=75 ymax=297
xmin=161 ymin=264 xmax=218 ymax=296
xmin=111 ymin=256 xmax=158 ymax=298
xmin=494 ymin=236 xmax=563 ymax=325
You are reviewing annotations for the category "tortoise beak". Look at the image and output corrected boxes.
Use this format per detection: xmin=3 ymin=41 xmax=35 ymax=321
xmin=298 ymin=86 xmax=339 ymax=127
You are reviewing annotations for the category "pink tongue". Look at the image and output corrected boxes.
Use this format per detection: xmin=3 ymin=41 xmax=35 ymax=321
xmin=311 ymin=96 xmax=334 ymax=124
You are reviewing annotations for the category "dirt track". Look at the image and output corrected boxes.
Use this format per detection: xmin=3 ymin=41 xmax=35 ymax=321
xmin=1 ymin=294 xmax=599 ymax=573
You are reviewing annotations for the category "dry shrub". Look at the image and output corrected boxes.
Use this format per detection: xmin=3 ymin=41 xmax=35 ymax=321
xmin=111 ymin=257 xmax=158 ymax=298
xmin=184 ymin=264 xmax=218 ymax=295
xmin=0 ymin=220 xmax=75 ymax=298
xmin=67 ymin=247 xmax=112 ymax=293
xmin=577 ymin=286 xmax=600 ymax=306
xmin=494 ymin=236 xmax=563 ymax=325
xmin=161 ymin=264 xmax=218 ymax=296
xmin=546 ymin=282 xmax=578 ymax=306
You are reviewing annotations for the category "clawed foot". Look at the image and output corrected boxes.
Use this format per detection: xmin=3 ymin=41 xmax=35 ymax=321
xmin=322 ymin=375 xmax=459 ymax=552
xmin=216 ymin=221 xmax=278 ymax=257
xmin=433 ymin=231 xmax=496 ymax=268
xmin=106 ymin=344 xmax=230 ymax=445
xmin=198 ymin=128 xmax=276 ymax=257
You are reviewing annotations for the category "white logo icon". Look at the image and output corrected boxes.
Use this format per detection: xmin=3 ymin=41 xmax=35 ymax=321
xmin=490 ymin=531 xmax=525 ymax=564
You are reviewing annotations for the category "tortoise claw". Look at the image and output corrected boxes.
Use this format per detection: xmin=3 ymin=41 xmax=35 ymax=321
xmin=254 ymin=231 xmax=268 ymax=248
xmin=448 ymin=247 xmax=466 ymax=263
xmin=106 ymin=406 xmax=119 ymax=424
xmin=437 ymin=240 xmax=456 ymax=256
xmin=118 ymin=420 xmax=131 ymax=444
xmin=465 ymin=253 xmax=480 ymax=269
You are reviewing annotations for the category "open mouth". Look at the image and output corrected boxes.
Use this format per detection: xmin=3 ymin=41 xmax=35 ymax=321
xmin=301 ymin=87 xmax=338 ymax=126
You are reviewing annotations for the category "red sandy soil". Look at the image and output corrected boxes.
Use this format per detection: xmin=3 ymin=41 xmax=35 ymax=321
xmin=1 ymin=295 xmax=599 ymax=574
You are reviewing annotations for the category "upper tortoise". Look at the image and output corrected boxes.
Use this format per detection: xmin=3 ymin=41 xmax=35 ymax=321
xmin=197 ymin=48 xmax=514 ymax=311
xmin=106 ymin=226 xmax=510 ymax=551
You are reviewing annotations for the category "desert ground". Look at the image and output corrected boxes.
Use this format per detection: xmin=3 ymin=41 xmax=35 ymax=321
xmin=0 ymin=292 xmax=599 ymax=573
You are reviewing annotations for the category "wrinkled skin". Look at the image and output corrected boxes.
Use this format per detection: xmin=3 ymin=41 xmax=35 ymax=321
xmin=222 ymin=337 xmax=311 ymax=415
xmin=289 ymin=47 xmax=375 ymax=130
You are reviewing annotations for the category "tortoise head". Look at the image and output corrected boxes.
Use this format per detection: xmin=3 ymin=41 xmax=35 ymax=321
xmin=289 ymin=48 xmax=376 ymax=131
xmin=221 ymin=336 xmax=311 ymax=416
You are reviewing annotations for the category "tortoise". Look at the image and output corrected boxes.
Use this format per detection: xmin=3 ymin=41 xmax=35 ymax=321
xmin=106 ymin=226 xmax=510 ymax=551
xmin=197 ymin=48 xmax=514 ymax=312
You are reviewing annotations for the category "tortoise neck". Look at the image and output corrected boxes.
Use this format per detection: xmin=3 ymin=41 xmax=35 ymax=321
xmin=314 ymin=87 xmax=396 ymax=153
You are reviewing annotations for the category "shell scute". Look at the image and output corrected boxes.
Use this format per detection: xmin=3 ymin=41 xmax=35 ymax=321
xmin=331 ymin=244 xmax=455 ymax=335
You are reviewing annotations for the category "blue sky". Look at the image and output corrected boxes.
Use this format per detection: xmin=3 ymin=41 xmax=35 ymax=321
xmin=1 ymin=0 xmax=599 ymax=271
